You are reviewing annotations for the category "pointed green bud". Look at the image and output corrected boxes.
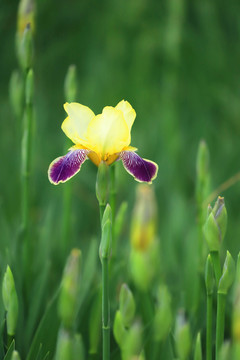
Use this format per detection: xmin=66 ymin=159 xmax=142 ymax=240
xmin=194 ymin=332 xmax=202 ymax=360
xmin=123 ymin=321 xmax=143 ymax=359
xmin=219 ymin=341 xmax=231 ymax=360
xmin=17 ymin=0 xmax=35 ymax=38
xmin=218 ymin=251 xmax=235 ymax=294
xmin=203 ymin=197 xmax=227 ymax=251
xmin=25 ymin=69 xmax=34 ymax=105
xmin=73 ymin=333 xmax=85 ymax=360
xmin=58 ymin=249 xmax=81 ymax=329
xmin=2 ymin=266 xmax=18 ymax=336
xmin=130 ymin=250 xmax=153 ymax=292
xmin=100 ymin=204 xmax=112 ymax=259
xmin=154 ymin=285 xmax=172 ymax=341
xmin=113 ymin=310 xmax=127 ymax=347
xmin=18 ymin=23 xmax=33 ymax=71
xmin=130 ymin=184 xmax=157 ymax=251
xmin=205 ymin=254 xmax=215 ymax=295
xmin=64 ymin=65 xmax=77 ymax=102
xmin=9 ymin=70 xmax=24 ymax=118
xmin=175 ymin=311 xmax=191 ymax=360
xmin=11 ymin=351 xmax=21 ymax=360
xmin=119 ymin=283 xmax=136 ymax=328
xmin=96 ymin=161 xmax=109 ymax=207
xmin=55 ymin=328 xmax=73 ymax=360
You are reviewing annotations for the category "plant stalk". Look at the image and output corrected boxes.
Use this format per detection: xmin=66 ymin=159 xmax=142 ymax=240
xmin=206 ymin=293 xmax=213 ymax=360
xmin=102 ymin=256 xmax=110 ymax=360
xmin=215 ymin=293 xmax=226 ymax=360
xmin=210 ymin=251 xmax=221 ymax=286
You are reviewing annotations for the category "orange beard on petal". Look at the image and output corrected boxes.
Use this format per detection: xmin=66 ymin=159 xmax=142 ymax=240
xmin=88 ymin=152 xmax=101 ymax=166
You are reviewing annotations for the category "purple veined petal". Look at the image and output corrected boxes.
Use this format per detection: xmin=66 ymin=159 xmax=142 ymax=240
xmin=120 ymin=151 xmax=158 ymax=183
xmin=48 ymin=149 xmax=89 ymax=185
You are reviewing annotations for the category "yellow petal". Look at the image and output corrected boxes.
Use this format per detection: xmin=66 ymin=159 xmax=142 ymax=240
xmin=115 ymin=100 xmax=136 ymax=131
xmin=61 ymin=102 xmax=95 ymax=144
xmin=86 ymin=106 xmax=130 ymax=157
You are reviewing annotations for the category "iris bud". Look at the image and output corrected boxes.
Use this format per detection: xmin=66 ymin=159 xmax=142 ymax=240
xmin=2 ymin=266 xmax=18 ymax=336
xmin=55 ymin=328 xmax=72 ymax=360
xmin=17 ymin=0 xmax=35 ymax=37
xmin=11 ymin=351 xmax=21 ymax=360
xmin=58 ymin=249 xmax=81 ymax=329
xmin=119 ymin=284 xmax=136 ymax=328
xmin=194 ymin=332 xmax=202 ymax=360
xmin=218 ymin=251 xmax=235 ymax=294
xmin=205 ymin=254 xmax=215 ymax=295
xmin=18 ymin=23 xmax=33 ymax=71
xmin=113 ymin=310 xmax=127 ymax=348
xmin=153 ymin=285 xmax=172 ymax=342
xmin=96 ymin=161 xmax=109 ymax=207
xmin=64 ymin=65 xmax=77 ymax=103
xmin=203 ymin=197 xmax=227 ymax=251
xmin=123 ymin=321 xmax=143 ymax=359
xmin=175 ymin=311 xmax=191 ymax=360
xmin=130 ymin=184 xmax=157 ymax=251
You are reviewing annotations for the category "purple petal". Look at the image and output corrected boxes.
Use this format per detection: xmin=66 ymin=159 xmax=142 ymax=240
xmin=120 ymin=151 xmax=158 ymax=183
xmin=48 ymin=149 xmax=89 ymax=185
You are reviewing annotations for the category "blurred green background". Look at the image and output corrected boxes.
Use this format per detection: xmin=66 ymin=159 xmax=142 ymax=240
xmin=1 ymin=0 xmax=240 ymax=300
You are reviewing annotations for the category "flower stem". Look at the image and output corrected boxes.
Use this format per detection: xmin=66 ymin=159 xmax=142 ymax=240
xmin=100 ymin=204 xmax=106 ymax=222
xmin=102 ymin=256 xmax=110 ymax=360
xmin=110 ymin=164 xmax=116 ymax=226
xmin=206 ymin=293 xmax=213 ymax=360
xmin=210 ymin=251 xmax=222 ymax=286
xmin=215 ymin=293 xmax=226 ymax=360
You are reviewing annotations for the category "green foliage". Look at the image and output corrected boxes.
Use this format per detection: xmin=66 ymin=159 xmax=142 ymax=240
xmin=1 ymin=0 xmax=240 ymax=359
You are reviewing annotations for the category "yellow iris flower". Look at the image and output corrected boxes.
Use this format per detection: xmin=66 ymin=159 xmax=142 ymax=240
xmin=48 ymin=100 xmax=158 ymax=184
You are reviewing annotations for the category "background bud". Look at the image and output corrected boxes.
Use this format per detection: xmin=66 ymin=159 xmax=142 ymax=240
xmin=58 ymin=249 xmax=81 ymax=329
xmin=9 ymin=70 xmax=24 ymax=118
xmin=154 ymin=285 xmax=172 ymax=342
xmin=130 ymin=184 xmax=157 ymax=251
xmin=113 ymin=310 xmax=127 ymax=347
xmin=218 ymin=251 xmax=235 ymax=294
xmin=175 ymin=310 xmax=191 ymax=360
xmin=2 ymin=266 xmax=19 ymax=336
xmin=119 ymin=283 xmax=136 ymax=328
xmin=203 ymin=197 xmax=227 ymax=252
xmin=55 ymin=328 xmax=73 ymax=360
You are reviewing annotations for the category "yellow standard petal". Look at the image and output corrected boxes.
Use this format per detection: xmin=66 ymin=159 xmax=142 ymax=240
xmin=86 ymin=106 xmax=130 ymax=158
xmin=115 ymin=100 xmax=136 ymax=131
xmin=61 ymin=102 xmax=95 ymax=144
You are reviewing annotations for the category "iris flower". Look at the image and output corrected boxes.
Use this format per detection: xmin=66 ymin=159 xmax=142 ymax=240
xmin=48 ymin=100 xmax=158 ymax=184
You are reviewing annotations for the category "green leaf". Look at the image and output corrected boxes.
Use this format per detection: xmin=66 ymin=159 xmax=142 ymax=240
xmin=26 ymin=289 xmax=60 ymax=360
xmin=3 ymin=340 xmax=15 ymax=360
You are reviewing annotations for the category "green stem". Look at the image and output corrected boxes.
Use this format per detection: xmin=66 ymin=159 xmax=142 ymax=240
xmin=110 ymin=164 xmax=116 ymax=224
xmin=21 ymin=103 xmax=32 ymax=233
xmin=210 ymin=251 xmax=222 ymax=286
xmin=206 ymin=293 xmax=213 ymax=360
xmin=102 ymin=257 xmax=110 ymax=360
xmin=216 ymin=293 xmax=226 ymax=360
